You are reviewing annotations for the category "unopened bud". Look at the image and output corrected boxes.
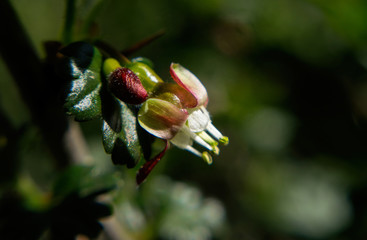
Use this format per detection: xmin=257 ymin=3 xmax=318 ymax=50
xmin=108 ymin=67 xmax=148 ymax=104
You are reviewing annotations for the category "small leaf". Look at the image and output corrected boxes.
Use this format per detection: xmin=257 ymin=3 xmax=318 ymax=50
xmin=67 ymin=84 xmax=102 ymax=121
xmin=101 ymin=91 xmax=143 ymax=168
xmin=52 ymin=165 xmax=116 ymax=201
xmin=111 ymin=138 xmax=136 ymax=168
xmin=59 ymin=42 xmax=103 ymax=121
xmin=50 ymin=182 xmax=113 ymax=239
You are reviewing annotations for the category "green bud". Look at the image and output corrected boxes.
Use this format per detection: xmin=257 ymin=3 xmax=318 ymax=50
xmin=131 ymin=57 xmax=154 ymax=69
xmin=103 ymin=58 xmax=122 ymax=76
xmin=126 ymin=62 xmax=163 ymax=93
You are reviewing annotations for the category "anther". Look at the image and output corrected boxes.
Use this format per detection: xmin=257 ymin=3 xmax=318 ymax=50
xmin=202 ymin=152 xmax=213 ymax=165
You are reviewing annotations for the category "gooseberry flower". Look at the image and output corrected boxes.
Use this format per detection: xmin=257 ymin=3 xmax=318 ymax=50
xmin=136 ymin=63 xmax=228 ymax=184
xmin=104 ymin=58 xmax=228 ymax=184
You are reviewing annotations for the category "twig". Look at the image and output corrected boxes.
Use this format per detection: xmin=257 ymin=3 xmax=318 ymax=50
xmin=122 ymin=29 xmax=165 ymax=56
xmin=62 ymin=0 xmax=76 ymax=44
xmin=94 ymin=40 xmax=131 ymax=64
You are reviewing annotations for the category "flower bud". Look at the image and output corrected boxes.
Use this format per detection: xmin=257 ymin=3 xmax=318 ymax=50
xmin=126 ymin=62 xmax=163 ymax=93
xmin=108 ymin=67 xmax=148 ymax=104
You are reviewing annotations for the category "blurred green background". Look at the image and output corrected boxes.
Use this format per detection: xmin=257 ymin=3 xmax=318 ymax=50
xmin=2 ymin=0 xmax=367 ymax=239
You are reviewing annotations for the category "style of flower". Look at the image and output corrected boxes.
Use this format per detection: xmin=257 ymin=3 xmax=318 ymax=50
xmin=106 ymin=59 xmax=228 ymax=184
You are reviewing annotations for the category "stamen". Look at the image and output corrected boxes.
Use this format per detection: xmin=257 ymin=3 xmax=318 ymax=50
xmin=202 ymin=151 xmax=213 ymax=165
xmin=212 ymin=146 xmax=220 ymax=155
xmin=206 ymin=122 xmax=224 ymax=140
xmin=184 ymin=145 xmax=202 ymax=157
xmin=219 ymin=136 xmax=229 ymax=146
xmin=197 ymin=131 xmax=218 ymax=146
xmin=190 ymin=131 xmax=213 ymax=151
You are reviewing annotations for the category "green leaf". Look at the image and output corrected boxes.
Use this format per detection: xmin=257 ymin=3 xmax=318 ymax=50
xmin=60 ymin=42 xmax=103 ymax=121
xmin=101 ymin=91 xmax=143 ymax=168
xmin=53 ymin=165 xmax=116 ymax=201
xmin=67 ymin=84 xmax=102 ymax=121
xmin=59 ymin=42 xmax=148 ymax=168
xmin=51 ymin=166 xmax=114 ymax=239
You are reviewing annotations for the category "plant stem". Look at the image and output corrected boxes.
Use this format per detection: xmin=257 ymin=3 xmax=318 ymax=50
xmin=0 ymin=0 xmax=73 ymax=169
xmin=62 ymin=0 xmax=77 ymax=44
xmin=80 ymin=0 xmax=104 ymax=39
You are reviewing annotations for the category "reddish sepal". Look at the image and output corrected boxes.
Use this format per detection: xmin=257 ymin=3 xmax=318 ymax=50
xmin=136 ymin=140 xmax=169 ymax=185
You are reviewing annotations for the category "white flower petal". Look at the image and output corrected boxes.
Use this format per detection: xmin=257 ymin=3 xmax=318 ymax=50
xmin=187 ymin=107 xmax=211 ymax=132
xmin=170 ymin=125 xmax=194 ymax=149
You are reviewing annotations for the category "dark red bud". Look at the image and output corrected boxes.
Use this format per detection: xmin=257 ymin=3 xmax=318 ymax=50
xmin=108 ymin=67 xmax=148 ymax=104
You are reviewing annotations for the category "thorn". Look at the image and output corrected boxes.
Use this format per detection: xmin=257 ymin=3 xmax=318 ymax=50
xmin=94 ymin=40 xmax=131 ymax=64
xmin=122 ymin=29 xmax=165 ymax=56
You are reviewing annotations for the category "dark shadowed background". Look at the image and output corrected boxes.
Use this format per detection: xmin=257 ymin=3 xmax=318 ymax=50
xmin=1 ymin=0 xmax=367 ymax=239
